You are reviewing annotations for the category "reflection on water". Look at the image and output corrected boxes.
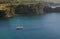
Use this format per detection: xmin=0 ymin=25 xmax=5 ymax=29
xmin=0 ymin=13 xmax=60 ymax=39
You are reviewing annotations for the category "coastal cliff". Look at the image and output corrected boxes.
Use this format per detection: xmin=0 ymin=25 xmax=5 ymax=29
xmin=43 ymin=6 xmax=60 ymax=12
xmin=15 ymin=3 xmax=44 ymax=15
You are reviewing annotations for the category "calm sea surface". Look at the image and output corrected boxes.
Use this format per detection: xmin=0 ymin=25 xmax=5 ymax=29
xmin=0 ymin=13 xmax=60 ymax=39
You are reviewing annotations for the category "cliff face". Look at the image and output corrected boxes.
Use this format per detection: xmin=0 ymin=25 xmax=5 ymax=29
xmin=15 ymin=3 xmax=44 ymax=15
xmin=43 ymin=6 xmax=53 ymax=12
xmin=0 ymin=10 xmax=5 ymax=17
xmin=54 ymin=7 xmax=60 ymax=12
xmin=43 ymin=6 xmax=60 ymax=12
xmin=15 ymin=5 xmax=34 ymax=15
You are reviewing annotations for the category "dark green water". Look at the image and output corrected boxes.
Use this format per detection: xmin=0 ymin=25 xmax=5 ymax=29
xmin=0 ymin=13 xmax=60 ymax=39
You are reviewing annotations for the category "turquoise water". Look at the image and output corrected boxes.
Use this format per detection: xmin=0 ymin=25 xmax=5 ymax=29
xmin=0 ymin=13 xmax=60 ymax=39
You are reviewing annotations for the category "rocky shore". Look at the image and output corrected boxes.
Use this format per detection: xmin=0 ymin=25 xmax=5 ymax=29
xmin=0 ymin=3 xmax=44 ymax=18
xmin=43 ymin=6 xmax=60 ymax=12
xmin=2 ymin=3 xmax=60 ymax=18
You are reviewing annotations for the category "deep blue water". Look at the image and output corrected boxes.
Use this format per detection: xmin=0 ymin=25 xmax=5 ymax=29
xmin=0 ymin=13 xmax=60 ymax=39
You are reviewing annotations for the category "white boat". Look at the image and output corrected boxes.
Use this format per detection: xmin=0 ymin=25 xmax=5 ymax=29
xmin=16 ymin=26 xmax=24 ymax=30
